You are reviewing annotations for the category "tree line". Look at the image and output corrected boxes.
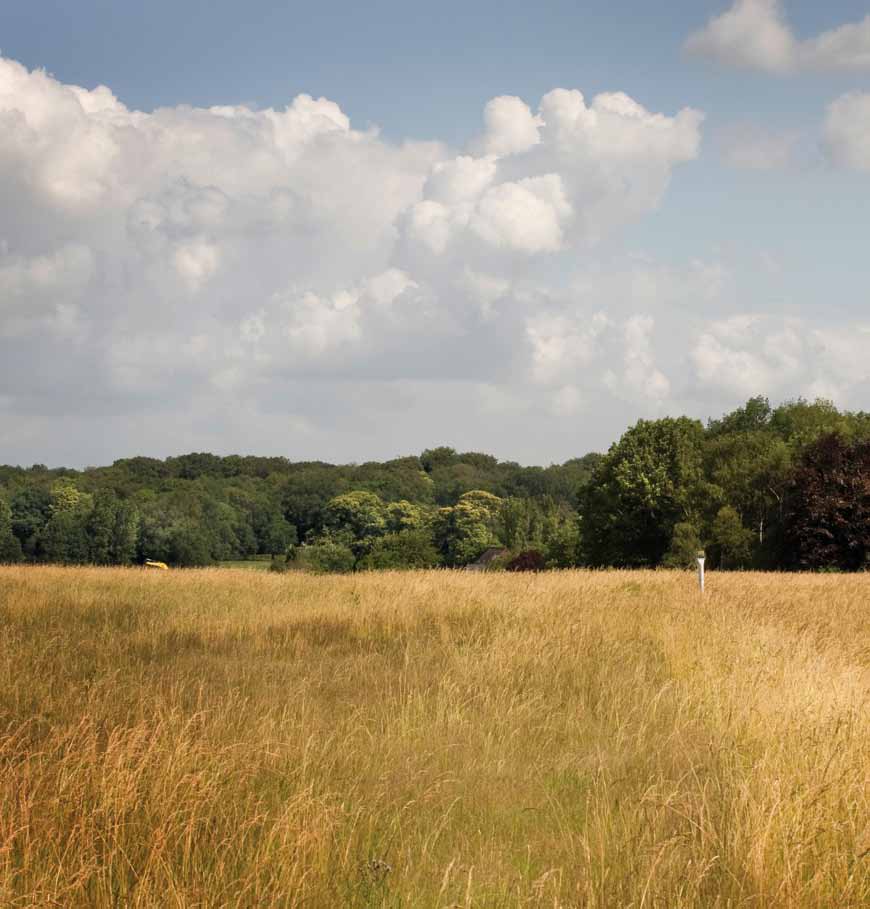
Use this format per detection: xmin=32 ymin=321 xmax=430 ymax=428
xmin=1 ymin=396 xmax=868 ymax=572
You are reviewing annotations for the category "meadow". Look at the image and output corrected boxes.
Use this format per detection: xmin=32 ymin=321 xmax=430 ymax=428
xmin=215 ymin=559 xmax=273 ymax=572
xmin=0 ymin=567 xmax=867 ymax=908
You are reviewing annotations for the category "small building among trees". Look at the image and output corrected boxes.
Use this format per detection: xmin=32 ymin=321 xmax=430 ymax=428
xmin=464 ymin=547 xmax=509 ymax=571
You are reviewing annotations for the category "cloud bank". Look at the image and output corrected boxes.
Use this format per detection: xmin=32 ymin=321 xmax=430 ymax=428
xmin=0 ymin=55 xmax=866 ymax=465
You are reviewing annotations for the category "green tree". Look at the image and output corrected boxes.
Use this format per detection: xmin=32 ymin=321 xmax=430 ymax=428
xmin=707 ymin=396 xmax=772 ymax=436
xmin=351 ymin=463 xmax=435 ymax=504
xmin=434 ymin=490 xmax=503 ymax=566
xmin=385 ymin=500 xmax=428 ymax=533
xmin=232 ymin=512 xmax=259 ymax=558
xmin=542 ymin=517 xmax=581 ymax=568
xmin=38 ymin=479 xmax=94 ymax=564
xmin=10 ymin=486 xmax=53 ymax=555
xmin=357 ymin=530 xmax=441 ymax=570
xmin=662 ymin=523 xmax=703 ymax=569
xmin=203 ymin=500 xmax=244 ymax=560
xmin=41 ymin=510 xmax=91 ymax=564
xmin=582 ymin=418 xmax=710 ymax=567
xmin=109 ymin=501 xmax=140 ymax=564
xmin=420 ymin=446 xmax=458 ymax=473
xmin=710 ymin=506 xmax=755 ymax=569
xmin=167 ymin=452 xmax=227 ymax=479
xmin=260 ymin=513 xmax=297 ymax=555
xmin=324 ymin=491 xmax=388 ymax=540
xmin=429 ymin=463 xmax=504 ymax=505
xmin=0 ymin=495 xmax=23 ymax=563
xmin=50 ymin=478 xmax=92 ymax=515
xmin=282 ymin=467 xmax=349 ymax=539
xmin=86 ymin=493 xmax=139 ymax=565
xmin=769 ymin=398 xmax=849 ymax=448
xmin=168 ymin=524 xmax=213 ymax=567
xmin=705 ymin=431 xmax=791 ymax=544
xmin=86 ymin=493 xmax=117 ymax=564
xmin=498 ymin=497 xmax=541 ymax=551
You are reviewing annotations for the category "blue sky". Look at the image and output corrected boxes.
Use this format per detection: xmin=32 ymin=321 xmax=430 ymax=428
xmin=1 ymin=1 xmax=869 ymax=466
xmin=5 ymin=1 xmax=869 ymax=132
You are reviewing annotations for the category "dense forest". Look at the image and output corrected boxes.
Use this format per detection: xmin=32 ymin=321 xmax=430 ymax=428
xmin=1 ymin=396 xmax=869 ymax=572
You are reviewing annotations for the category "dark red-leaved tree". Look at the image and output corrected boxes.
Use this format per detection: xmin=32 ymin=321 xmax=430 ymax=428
xmin=505 ymin=549 xmax=547 ymax=572
xmin=784 ymin=433 xmax=870 ymax=571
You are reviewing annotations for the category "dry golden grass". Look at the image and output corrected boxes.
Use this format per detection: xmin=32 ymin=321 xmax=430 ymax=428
xmin=0 ymin=566 xmax=868 ymax=908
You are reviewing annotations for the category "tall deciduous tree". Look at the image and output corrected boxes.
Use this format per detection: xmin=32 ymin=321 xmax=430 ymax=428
xmin=260 ymin=513 xmax=297 ymax=555
xmin=769 ymin=398 xmax=851 ymax=448
xmin=434 ymin=490 xmax=503 ymax=565
xmin=9 ymin=486 xmax=52 ymax=556
xmin=109 ymin=501 xmax=140 ymax=564
xmin=282 ymin=467 xmax=349 ymax=539
xmin=581 ymin=418 xmax=711 ymax=567
xmin=662 ymin=522 xmax=703 ymax=569
xmin=704 ymin=431 xmax=790 ymax=545
xmin=707 ymin=396 xmax=772 ymax=437
xmin=41 ymin=510 xmax=91 ymax=564
xmin=386 ymin=500 xmax=427 ymax=533
xmin=324 ymin=491 xmax=388 ymax=540
xmin=784 ymin=434 xmax=870 ymax=571
xmin=86 ymin=493 xmax=117 ymax=564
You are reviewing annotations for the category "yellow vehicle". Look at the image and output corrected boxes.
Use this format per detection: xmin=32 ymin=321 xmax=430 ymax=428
xmin=144 ymin=559 xmax=169 ymax=570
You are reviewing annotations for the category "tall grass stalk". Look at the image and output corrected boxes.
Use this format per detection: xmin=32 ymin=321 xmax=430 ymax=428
xmin=0 ymin=566 xmax=867 ymax=906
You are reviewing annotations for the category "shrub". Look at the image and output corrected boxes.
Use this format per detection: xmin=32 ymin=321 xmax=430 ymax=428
xmin=297 ymin=541 xmax=355 ymax=574
xmin=357 ymin=530 xmax=441 ymax=570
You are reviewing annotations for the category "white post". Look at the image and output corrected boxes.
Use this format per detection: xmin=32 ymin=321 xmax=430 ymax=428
xmin=697 ymin=555 xmax=706 ymax=595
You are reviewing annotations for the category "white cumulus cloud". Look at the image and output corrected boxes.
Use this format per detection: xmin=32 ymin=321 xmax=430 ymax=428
xmin=3 ymin=51 xmax=863 ymax=465
xmin=476 ymin=95 xmax=542 ymax=157
xmin=605 ymin=315 xmax=671 ymax=405
xmin=691 ymin=315 xmax=870 ymax=402
xmin=685 ymin=1 xmax=870 ymax=74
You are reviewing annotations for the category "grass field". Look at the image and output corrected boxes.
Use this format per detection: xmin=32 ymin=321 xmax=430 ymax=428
xmin=0 ymin=567 xmax=867 ymax=908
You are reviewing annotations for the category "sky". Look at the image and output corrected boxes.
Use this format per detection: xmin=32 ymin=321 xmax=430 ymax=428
xmin=1 ymin=0 xmax=869 ymax=468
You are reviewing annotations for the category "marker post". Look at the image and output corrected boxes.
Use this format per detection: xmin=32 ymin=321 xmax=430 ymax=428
xmin=697 ymin=553 xmax=706 ymax=595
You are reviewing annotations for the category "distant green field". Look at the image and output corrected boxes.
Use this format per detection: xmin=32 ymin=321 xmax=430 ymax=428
xmin=216 ymin=559 xmax=272 ymax=571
